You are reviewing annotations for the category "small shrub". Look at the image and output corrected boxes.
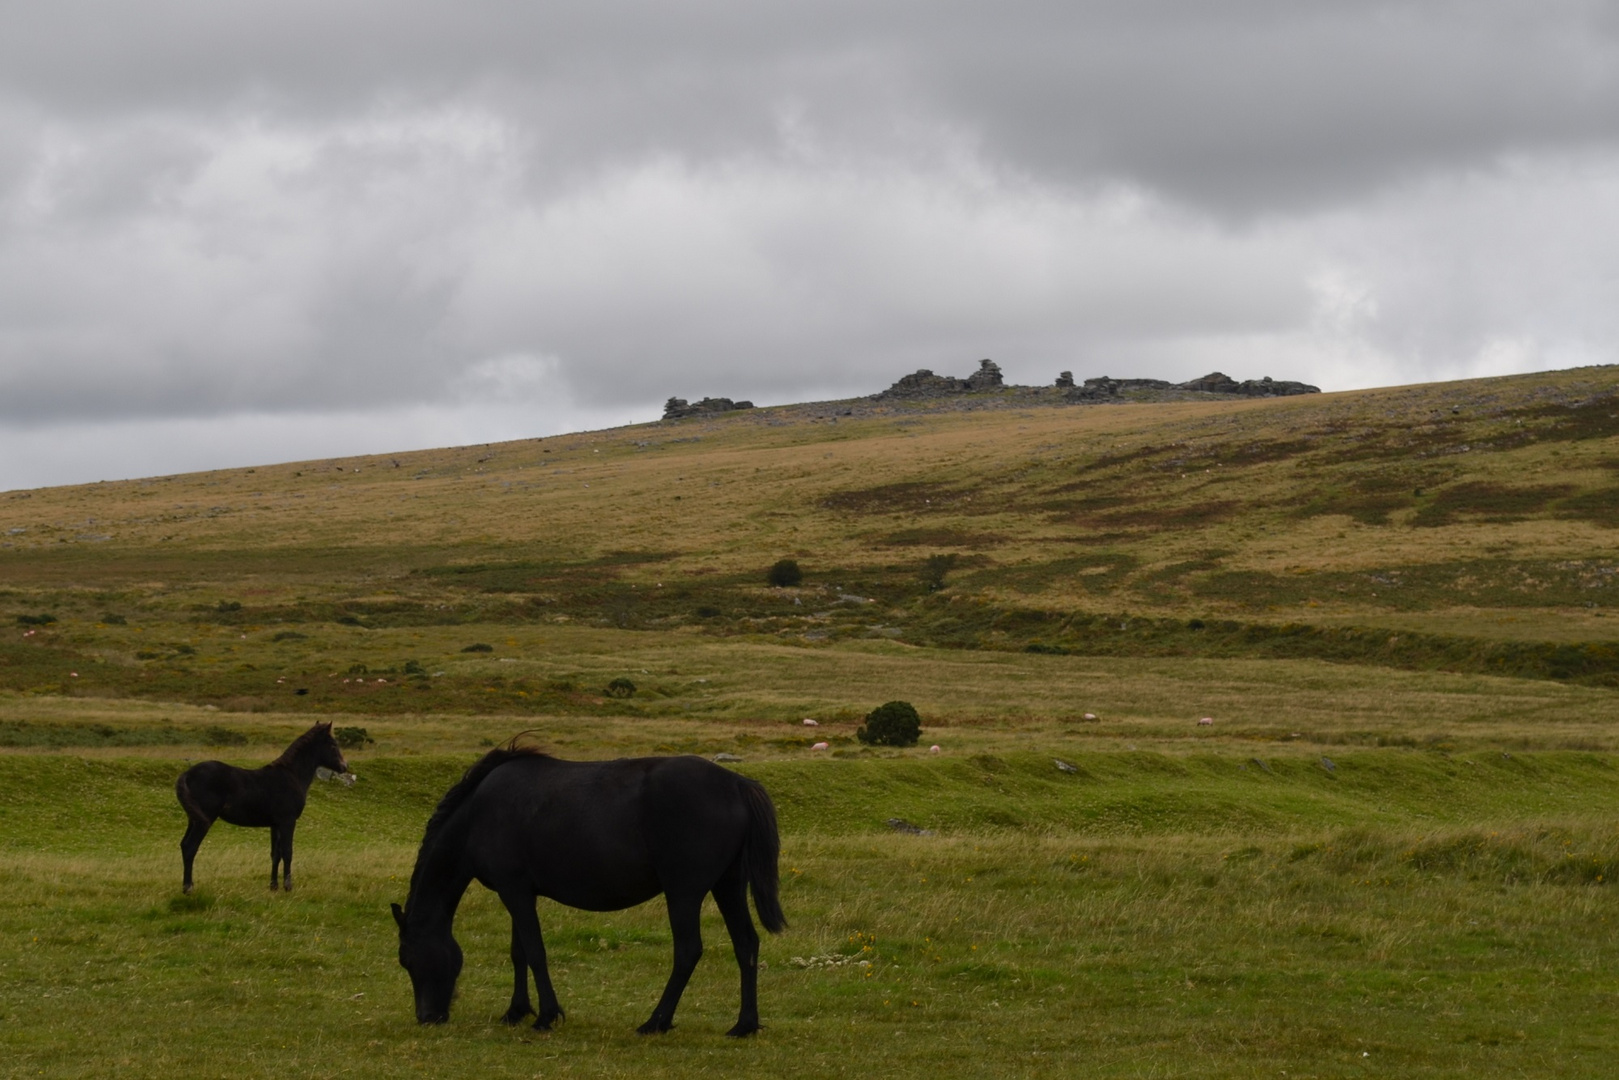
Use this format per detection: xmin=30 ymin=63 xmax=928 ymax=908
xmin=402 ymin=659 xmax=425 ymax=675
xmin=462 ymin=643 xmax=494 ymax=653
xmin=174 ymin=644 xmax=197 ymax=656
xmin=695 ymin=605 xmax=722 ymax=618
xmin=767 ymin=559 xmax=803 ymax=588
xmin=334 ymin=726 xmax=374 ymax=749
xmin=336 ymin=615 xmax=367 ymax=627
xmin=347 ymin=662 xmax=369 ymax=675
xmin=272 ymin=631 xmax=307 ymax=642
xmin=606 ymin=677 xmax=637 ymax=699
xmin=216 ymin=600 xmax=242 ymax=613
xmin=857 ymin=700 xmax=922 ymax=747
xmin=16 ymin=613 xmax=56 ymax=626
xmin=101 ymin=613 xmax=127 ymax=625
xmin=920 ymin=553 xmax=957 ymax=591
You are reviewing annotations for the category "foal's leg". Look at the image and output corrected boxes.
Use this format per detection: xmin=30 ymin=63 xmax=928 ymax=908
xmin=497 ymin=890 xmax=564 ymax=1029
xmin=711 ymin=864 xmax=763 ymax=1037
xmin=268 ymin=824 xmax=283 ymax=890
xmin=639 ymin=893 xmax=703 ymax=1035
xmin=280 ymin=821 xmax=296 ymax=892
xmin=179 ymin=815 xmax=213 ymax=894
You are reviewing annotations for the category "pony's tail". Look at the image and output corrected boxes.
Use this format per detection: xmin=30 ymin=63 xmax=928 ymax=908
xmin=740 ymin=779 xmax=787 ymax=934
xmin=175 ymin=770 xmax=206 ymax=821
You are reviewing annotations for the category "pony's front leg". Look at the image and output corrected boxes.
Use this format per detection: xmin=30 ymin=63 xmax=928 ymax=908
xmin=639 ymin=893 xmax=703 ymax=1035
xmin=498 ymin=890 xmax=563 ymax=1030
xmin=500 ymin=920 xmax=535 ymax=1025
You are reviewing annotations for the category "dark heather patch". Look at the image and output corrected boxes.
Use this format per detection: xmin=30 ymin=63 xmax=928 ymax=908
xmin=820 ymin=482 xmax=983 ymax=514
xmin=1410 ymin=483 xmax=1576 ymax=528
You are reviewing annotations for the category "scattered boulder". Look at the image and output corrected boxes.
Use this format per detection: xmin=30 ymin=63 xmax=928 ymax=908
xmin=887 ymin=817 xmax=934 ymax=836
xmin=663 ymin=396 xmax=755 ymax=420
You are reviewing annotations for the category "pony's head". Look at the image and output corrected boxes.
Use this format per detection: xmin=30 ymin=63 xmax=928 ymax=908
xmin=392 ymin=902 xmax=462 ymax=1024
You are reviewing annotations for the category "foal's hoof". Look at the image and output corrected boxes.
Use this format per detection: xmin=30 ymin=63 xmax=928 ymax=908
xmin=500 ymin=1006 xmax=534 ymax=1026
xmin=533 ymin=1006 xmax=564 ymax=1031
xmin=636 ymin=1019 xmax=673 ymax=1036
xmin=182 ymin=883 xmax=193 ymax=895
xmin=725 ymin=1021 xmax=762 ymax=1039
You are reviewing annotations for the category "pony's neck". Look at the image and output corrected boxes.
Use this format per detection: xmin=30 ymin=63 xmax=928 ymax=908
xmin=405 ymin=826 xmax=474 ymax=933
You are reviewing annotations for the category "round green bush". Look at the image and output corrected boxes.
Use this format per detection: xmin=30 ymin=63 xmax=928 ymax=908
xmin=857 ymin=700 xmax=922 ymax=747
xmin=605 ymin=677 xmax=637 ymax=699
xmin=767 ymin=558 xmax=803 ymax=587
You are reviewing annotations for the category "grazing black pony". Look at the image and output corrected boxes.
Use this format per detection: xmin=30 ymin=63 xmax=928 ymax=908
xmin=175 ymin=720 xmax=350 ymax=893
xmin=392 ymin=745 xmax=786 ymax=1037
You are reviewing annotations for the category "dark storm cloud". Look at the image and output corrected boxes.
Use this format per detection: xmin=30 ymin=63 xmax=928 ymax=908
xmin=6 ymin=1 xmax=1616 ymax=211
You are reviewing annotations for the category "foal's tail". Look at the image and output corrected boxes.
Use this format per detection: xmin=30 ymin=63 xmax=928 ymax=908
xmin=175 ymin=769 xmax=207 ymax=822
xmin=740 ymin=779 xmax=787 ymax=933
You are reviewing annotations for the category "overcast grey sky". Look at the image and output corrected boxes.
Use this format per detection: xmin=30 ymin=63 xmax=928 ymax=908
xmin=3 ymin=1 xmax=1618 ymax=489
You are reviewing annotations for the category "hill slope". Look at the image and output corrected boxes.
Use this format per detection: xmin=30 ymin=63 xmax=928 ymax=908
xmin=3 ymin=365 xmax=1619 ymax=712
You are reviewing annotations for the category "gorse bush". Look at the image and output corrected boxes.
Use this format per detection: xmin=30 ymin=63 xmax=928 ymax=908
xmin=858 ymin=700 xmax=922 ymax=747
xmin=767 ymin=558 xmax=803 ymax=587
xmin=606 ymin=677 xmax=637 ymax=698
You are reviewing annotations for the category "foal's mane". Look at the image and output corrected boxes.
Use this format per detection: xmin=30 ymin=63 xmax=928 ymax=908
xmin=406 ymin=740 xmax=550 ymax=906
xmin=271 ymin=721 xmax=333 ymax=767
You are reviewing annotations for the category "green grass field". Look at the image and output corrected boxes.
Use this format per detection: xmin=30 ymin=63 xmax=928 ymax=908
xmin=4 ymin=367 xmax=1619 ymax=1076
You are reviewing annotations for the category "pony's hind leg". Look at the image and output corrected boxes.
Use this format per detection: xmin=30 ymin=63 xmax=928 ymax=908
xmin=497 ymin=890 xmax=563 ymax=1029
xmin=179 ymin=816 xmax=213 ymax=894
xmin=712 ymin=864 xmax=763 ymax=1037
xmin=639 ymin=893 xmax=704 ymax=1035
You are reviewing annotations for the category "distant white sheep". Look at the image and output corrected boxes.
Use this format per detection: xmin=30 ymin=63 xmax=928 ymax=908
xmin=1198 ymin=717 xmax=1213 ymax=726
xmin=811 ymin=741 xmax=829 ymax=751
xmin=802 ymin=718 xmax=819 ymax=727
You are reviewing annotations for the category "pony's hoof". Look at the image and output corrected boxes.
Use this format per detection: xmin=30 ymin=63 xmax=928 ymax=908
xmin=182 ymin=883 xmax=193 ymax=895
xmin=725 ymin=1021 xmax=761 ymax=1038
xmin=533 ymin=1007 xmax=563 ymax=1031
xmin=636 ymin=1019 xmax=672 ymax=1036
xmin=501 ymin=1007 xmax=534 ymax=1026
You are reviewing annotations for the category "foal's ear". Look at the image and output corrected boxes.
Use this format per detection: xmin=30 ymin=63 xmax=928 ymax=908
xmin=391 ymin=902 xmax=406 ymax=929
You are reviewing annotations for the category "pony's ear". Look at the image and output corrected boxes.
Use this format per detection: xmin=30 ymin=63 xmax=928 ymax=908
xmin=321 ymin=721 xmax=333 ymax=731
xmin=391 ymin=902 xmax=406 ymax=929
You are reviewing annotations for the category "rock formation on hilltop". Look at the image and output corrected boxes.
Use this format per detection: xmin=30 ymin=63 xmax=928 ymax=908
xmin=662 ymin=396 xmax=755 ymax=420
xmin=878 ymin=359 xmax=1003 ymax=399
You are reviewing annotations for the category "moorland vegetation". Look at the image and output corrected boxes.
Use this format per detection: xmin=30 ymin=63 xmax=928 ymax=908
xmin=3 ymin=365 xmax=1619 ymax=1076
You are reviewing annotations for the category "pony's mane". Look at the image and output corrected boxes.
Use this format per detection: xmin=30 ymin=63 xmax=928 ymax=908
xmin=272 ymin=722 xmax=333 ymax=766
xmin=406 ymin=741 xmax=549 ymax=906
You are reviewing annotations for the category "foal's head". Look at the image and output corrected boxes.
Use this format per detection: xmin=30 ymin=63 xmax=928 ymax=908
xmin=392 ymin=902 xmax=462 ymax=1024
xmin=284 ymin=721 xmax=350 ymax=777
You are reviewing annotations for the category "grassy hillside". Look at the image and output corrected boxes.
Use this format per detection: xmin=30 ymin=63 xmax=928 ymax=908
xmin=4 ymin=365 xmax=1619 ymax=714
xmin=4 ymin=366 xmax=1619 ymax=1076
